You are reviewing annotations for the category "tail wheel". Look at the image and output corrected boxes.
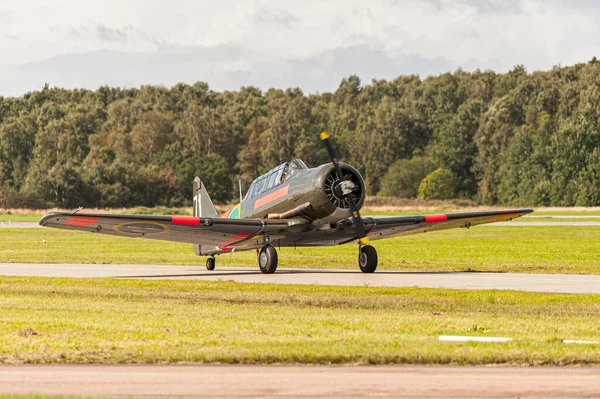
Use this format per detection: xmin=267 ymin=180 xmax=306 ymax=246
xmin=206 ymin=256 xmax=216 ymax=271
xmin=258 ymin=245 xmax=278 ymax=274
xmin=358 ymin=245 xmax=377 ymax=273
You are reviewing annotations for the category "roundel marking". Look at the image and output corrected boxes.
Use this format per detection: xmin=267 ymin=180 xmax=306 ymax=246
xmin=228 ymin=204 xmax=241 ymax=219
xmin=114 ymin=222 xmax=169 ymax=235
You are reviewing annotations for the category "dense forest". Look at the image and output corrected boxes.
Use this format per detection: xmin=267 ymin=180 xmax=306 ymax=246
xmin=1 ymin=59 xmax=600 ymax=208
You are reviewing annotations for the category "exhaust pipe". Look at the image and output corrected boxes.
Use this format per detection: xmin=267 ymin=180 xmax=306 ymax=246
xmin=267 ymin=202 xmax=312 ymax=219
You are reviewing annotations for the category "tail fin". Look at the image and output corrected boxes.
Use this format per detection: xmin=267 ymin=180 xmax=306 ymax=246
xmin=193 ymin=177 xmax=218 ymax=256
xmin=193 ymin=176 xmax=218 ymax=218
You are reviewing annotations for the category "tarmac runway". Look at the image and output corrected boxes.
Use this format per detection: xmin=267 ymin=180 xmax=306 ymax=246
xmin=2 ymin=263 xmax=600 ymax=293
xmin=0 ymin=222 xmax=43 ymax=228
xmin=2 ymin=365 xmax=600 ymax=398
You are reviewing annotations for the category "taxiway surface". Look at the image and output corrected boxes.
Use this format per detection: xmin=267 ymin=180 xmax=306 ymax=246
xmin=2 ymin=365 xmax=600 ymax=398
xmin=2 ymin=263 xmax=600 ymax=293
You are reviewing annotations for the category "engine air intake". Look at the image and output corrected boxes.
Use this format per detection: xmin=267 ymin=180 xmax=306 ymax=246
xmin=324 ymin=167 xmax=364 ymax=209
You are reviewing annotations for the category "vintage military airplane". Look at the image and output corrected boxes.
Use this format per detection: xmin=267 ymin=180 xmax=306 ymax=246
xmin=40 ymin=133 xmax=533 ymax=273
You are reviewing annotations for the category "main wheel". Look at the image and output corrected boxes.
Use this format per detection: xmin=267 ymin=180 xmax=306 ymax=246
xmin=206 ymin=256 xmax=216 ymax=271
xmin=358 ymin=245 xmax=377 ymax=273
xmin=258 ymin=245 xmax=278 ymax=274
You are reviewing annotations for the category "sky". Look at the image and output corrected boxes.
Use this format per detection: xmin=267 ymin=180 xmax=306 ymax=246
xmin=1 ymin=0 xmax=599 ymax=97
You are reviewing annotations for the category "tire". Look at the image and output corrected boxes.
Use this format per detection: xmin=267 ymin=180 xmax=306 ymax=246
xmin=258 ymin=245 xmax=278 ymax=274
xmin=206 ymin=256 xmax=216 ymax=271
xmin=358 ymin=245 xmax=378 ymax=273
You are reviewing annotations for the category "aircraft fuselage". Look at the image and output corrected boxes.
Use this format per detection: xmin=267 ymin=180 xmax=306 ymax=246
xmin=222 ymin=161 xmax=366 ymax=229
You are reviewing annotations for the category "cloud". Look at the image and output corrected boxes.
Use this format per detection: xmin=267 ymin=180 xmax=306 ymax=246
xmin=0 ymin=43 xmax=461 ymax=97
xmin=458 ymin=29 xmax=480 ymax=39
xmin=66 ymin=28 xmax=82 ymax=38
xmin=420 ymin=0 xmax=524 ymax=14
xmin=63 ymin=23 xmax=166 ymax=51
xmin=1 ymin=0 xmax=600 ymax=96
xmin=253 ymin=9 xmax=297 ymax=28
xmin=462 ymin=0 xmax=524 ymax=14
xmin=96 ymin=24 xmax=129 ymax=43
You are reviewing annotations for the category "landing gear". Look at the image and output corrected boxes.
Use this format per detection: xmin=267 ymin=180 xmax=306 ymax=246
xmin=358 ymin=245 xmax=377 ymax=273
xmin=206 ymin=256 xmax=216 ymax=271
xmin=258 ymin=245 xmax=278 ymax=274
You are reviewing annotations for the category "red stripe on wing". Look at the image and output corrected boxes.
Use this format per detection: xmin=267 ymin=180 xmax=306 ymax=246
xmin=424 ymin=214 xmax=448 ymax=223
xmin=62 ymin=217 xmax=99 ymax=227
xmin=219 ymin=232 xmax=252 ymax=246
xmin=171 ymin=216 xmax=201 ymax=226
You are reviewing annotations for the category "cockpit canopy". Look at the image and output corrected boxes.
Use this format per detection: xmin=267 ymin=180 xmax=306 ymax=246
xmin=245 ymin=159 xmax=308 ymax=199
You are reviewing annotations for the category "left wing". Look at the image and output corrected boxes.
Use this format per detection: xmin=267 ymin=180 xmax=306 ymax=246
xmin=294 ymin=208 xmax=533 ymax=246
xmin=360 ymin=208 xmax=533 ymax=241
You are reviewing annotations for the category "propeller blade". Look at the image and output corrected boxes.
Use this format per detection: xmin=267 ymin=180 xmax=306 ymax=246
xmin=320 ymin=132 xmax=345 ymax=182
xmin=346 ymin=193 xmax=369 ymax=245
xmin=319 ymin=132 xmax=369 ymax=245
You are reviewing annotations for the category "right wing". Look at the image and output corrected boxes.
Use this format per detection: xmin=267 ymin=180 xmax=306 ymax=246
xmin=39 ymin=212 xmax=292 ymax=254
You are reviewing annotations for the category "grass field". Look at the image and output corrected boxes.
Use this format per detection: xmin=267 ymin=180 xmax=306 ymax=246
xmin=1 ymin=277 xmax=600 ymax=365
xmin=1 ymin=225 xmax=600 ymax=274
xmin=0 ymin=214 xmax=42 ymax=222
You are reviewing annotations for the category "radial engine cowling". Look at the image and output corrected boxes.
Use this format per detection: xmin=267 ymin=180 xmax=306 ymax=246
xmin=313 ymin=163 xmax=366 ymax=224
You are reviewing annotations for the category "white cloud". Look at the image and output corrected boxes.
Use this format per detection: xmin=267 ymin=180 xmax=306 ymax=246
xmin=0 ymin=0 xmax=599 ymax=96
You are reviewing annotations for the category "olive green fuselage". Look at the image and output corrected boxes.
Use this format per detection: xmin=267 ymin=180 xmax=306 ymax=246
xmin=223 ymin=163 xmax=365 ymax=227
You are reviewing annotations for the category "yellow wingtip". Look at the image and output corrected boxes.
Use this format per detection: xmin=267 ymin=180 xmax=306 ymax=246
xmin=359 ymin=237 xmax=370 ymax=245
xmin=320 ymin=132 xmax=329 ymax=140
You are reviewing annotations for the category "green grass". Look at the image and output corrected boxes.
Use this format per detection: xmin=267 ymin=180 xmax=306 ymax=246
xmin=1 ymin=277 xmax=600 ymax=365
xmin=2 ymin=226 xmax=600 ymax=274
xmin=532 ymin=211 xmax=600 ymax=216
xmin=0 ymin=214 xmax=42 ymax=222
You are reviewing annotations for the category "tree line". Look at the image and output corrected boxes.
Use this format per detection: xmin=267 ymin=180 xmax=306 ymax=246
xmin=1 ymin=58 xmax=600 ymax=209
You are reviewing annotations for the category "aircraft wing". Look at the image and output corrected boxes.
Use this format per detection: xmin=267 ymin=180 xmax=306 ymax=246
xmin=294 ymin=209 xmax=533 ymax=246
xmin=357 ymin=208 xmax=533 ymax=242
xmin=39 ymin=212 xmax=290 ymax=250
xmin=40 ymin=209 xmax=533 ymax=252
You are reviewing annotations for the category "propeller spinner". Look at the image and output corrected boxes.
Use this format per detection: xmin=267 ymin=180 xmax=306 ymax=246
xmin=320 ymin=132 xmax=369 ymax=245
